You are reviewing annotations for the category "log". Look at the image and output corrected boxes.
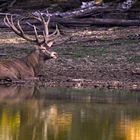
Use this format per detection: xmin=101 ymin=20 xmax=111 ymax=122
xmin=55 ymin=18 xmax=140 ymax=27
xmin=0 ymin=17 xmax=140 ymax=30
xmin=0 ymin=1 xmax=140 ymax=30
xmin=8 ymin=0 xmax=17 ymax=8
xmin=39 ymin=6 xmax=109 ymax=18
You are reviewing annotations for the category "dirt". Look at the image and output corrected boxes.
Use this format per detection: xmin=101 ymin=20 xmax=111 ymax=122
xmin=0 ymin=26 xmax=140 ymax=90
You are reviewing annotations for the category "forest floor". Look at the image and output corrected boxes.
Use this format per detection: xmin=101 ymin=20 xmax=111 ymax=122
xmin=0 ymin=26 xmax=140 ymax=90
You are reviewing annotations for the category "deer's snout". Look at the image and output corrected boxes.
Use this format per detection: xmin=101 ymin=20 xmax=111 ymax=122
xmin=50 ymin=52 xmax=58 ymax=59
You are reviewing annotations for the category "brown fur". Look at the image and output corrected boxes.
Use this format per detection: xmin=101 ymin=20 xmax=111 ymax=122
xmin=0 ymin=48 xmax=46 ymax=81
xmin=2 ymin=15 xmax=59 ymax=82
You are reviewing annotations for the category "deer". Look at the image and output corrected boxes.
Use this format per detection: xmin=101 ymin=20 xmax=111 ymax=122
xmin=0 ymin=14 xmax=60 ymax=83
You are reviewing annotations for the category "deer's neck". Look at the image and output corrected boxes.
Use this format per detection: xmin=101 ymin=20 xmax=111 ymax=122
xmin=25 ymin=49 xmax=44 ymax=75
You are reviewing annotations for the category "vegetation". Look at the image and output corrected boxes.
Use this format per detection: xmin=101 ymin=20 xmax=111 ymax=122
xmin=0 ymin=0 xmax=139 ymax=89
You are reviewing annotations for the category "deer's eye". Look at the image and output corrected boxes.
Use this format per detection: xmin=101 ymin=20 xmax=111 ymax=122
xmin=40 ymin=46 xmax=46 ymax=52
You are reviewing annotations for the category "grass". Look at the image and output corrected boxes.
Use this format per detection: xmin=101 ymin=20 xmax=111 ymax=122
xmin=128 ymin=55 xmax=140 ymax=63
xmin=54 ymin=36 xmax=140 ymax=59
xmin=55 ymin=44 xmax=110 ymax=58
xmin=53 ymin=37 xmax=140 ymax=67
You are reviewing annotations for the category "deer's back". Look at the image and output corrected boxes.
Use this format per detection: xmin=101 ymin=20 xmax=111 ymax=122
xmin=0 ymin=58 xmax=35 ymax=80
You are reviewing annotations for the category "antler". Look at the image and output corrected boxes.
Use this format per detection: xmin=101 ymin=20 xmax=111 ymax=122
xmin=4 ymin=14 xmax=60 ymax=48
xmin=34 ymin=13 xmax=60 ymax=47
xmin=4 ymin=15 xmax=42 ymax=45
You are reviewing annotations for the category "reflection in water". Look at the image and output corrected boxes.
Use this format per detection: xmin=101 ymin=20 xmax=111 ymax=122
xmin=0 ymin=85 xmax=140 ymax=140
xmin=0 ymin=85 xmax=35 ymax=101
xmin=118 ymin=119 xmax=140 ymax=140
xmin=0 ymin=109 xmax=20 ymax=140
xmin=41 ymin=104 xmax=72 ymax=140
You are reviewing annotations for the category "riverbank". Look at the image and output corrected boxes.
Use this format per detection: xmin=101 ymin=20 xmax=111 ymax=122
xmin=0 ymin=26 xmax=140 ymax=90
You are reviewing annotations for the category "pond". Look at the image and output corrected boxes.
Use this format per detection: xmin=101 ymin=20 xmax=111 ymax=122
xmin=0 ymin=85 xmax=140 ymax=140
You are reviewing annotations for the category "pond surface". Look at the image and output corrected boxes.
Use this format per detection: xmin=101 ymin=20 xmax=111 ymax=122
xmin=0 ymin=85 xmax=140 ymax=140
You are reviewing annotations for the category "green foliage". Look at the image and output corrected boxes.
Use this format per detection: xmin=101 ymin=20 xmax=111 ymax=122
xmin=128 ymin=55 xmax=140 ymax=63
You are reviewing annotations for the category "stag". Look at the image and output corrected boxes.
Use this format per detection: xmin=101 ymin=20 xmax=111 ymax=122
xmin=0 ymin=14 xmax=59 ymax=82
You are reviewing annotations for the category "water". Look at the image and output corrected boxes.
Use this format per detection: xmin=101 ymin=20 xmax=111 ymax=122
xmin=0 ymin=85 xmax=140 ymax=140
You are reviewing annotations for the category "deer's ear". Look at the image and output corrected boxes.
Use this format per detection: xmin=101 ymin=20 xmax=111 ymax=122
xmin=47 ymin=41 xmax=54 ymax=48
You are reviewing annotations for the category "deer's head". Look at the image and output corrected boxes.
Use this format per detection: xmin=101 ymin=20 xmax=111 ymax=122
xmin=4 ymin=14 xmax=60 ymax=61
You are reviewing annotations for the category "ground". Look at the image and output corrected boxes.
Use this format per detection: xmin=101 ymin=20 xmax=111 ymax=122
xmin=0 ymin=26 xmax=140 ymax=90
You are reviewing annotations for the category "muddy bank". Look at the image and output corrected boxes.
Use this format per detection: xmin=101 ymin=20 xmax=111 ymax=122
xmin=0 ymin=26 xmax=140 ymax=89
